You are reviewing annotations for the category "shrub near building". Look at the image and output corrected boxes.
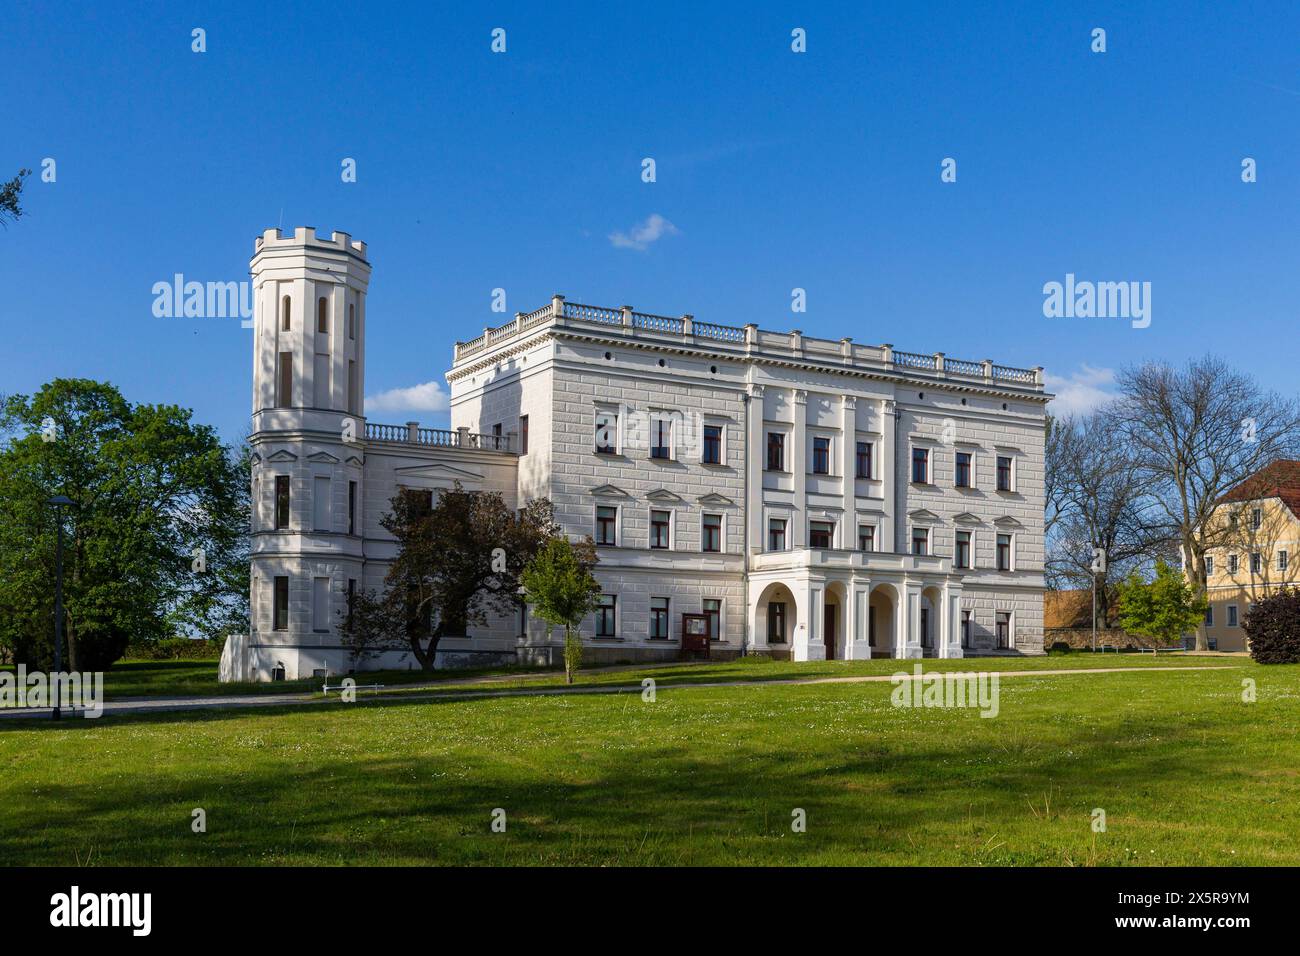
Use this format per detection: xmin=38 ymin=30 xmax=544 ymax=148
xmin=1243 ymin=588 xmax=1300 ymax=664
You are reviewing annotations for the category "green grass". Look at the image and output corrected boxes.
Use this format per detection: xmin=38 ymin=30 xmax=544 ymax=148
xmin=1 ymin=659 xmax=1292 ymax=866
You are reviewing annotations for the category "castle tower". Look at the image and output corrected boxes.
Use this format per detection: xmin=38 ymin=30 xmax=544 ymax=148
xmin=246 ymin=227 xmax=371 ymax=680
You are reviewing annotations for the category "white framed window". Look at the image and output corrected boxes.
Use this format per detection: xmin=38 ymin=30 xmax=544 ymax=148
xmin=649 ymin=509 xmax=673 ymax=550
xmin=811 ymin=435 xmax=832 ymax=475
xmin=650 ymin=412 xmax=676 ymax=460
xmin=650 ymin=597 xmax=670 ymax=639
xmin=313 ymin=475 xmax=331 ymax=531
xmin=312 ymin=576 xmax=330 ymax=633
xmin=858 ymin=524 xmax=876 ymax=552
xmin=703 ymin=598 xmax=722 ymax=641
xmin=701 ymin=420 xmax=725 ymax=465
xmin=810 ymin=520 xmax=834 ymax=549
xmin=702 ymin=513 xmax=723 ymax=553
xmin=995 ymin=610 xmax=1012 ymax=648
xmin=1204 ymin=605 xmax=1214 ymax=626
xmin=1205 ymin=555 xmax=1214 ymax=576
xmin=911 ymin=526 xmax=929 ymax=556
xmin=595 ymin=407 xmax=620 ymax=455
xmin=596 ymin=594 xmax=618 ymax=637
xmin=996 ymin=532 xmax=1013 ymax=571
xmin=595 ymin=504 xmax=618 ymax=546
xmin=1252 ymin=508 xmax=1262 ymax=530
xmin=768 ymin=517 xmax=787 ymax=551
xmin=1228 ymin=553 xmax=1239 ymax=574
xmin=1227 ymin=604 xmax=1239 ymax=627
xmin=1279 ymin=550 xmax=1289 ymax=572
xmin=1251 ymin=552 xmax=1261 ymax=573
xmin=996 ymin=454 xmax=1015 ymax=493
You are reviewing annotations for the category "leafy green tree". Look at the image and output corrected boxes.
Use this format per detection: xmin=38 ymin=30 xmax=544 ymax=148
xmin=1116 ymin=559 xmax=1207 ymax=648
xmin=0 ymin=379 xmax=248 ymax=670
xmin=344 ymin=483 xmax=559 ymax=671
xmin=0 ymin=168 xmax=31 ymax=225
xmin=521 ymin=536 xmax=601 ymax=684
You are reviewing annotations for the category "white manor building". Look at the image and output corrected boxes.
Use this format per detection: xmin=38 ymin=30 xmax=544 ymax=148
xmin=225 ymin=227 xmax=1050 ymax=681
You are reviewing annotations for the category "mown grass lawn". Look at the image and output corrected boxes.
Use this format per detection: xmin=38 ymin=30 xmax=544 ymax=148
xmin=2 ymin=660 xmax=1294 ymax=866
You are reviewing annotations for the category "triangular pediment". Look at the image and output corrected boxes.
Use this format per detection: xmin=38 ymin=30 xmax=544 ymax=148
xmin=952 ymin=512 xmax=983 ymax=525
xmin=590 ymin=483 xmax=632 ymax=498
xmin=344 ymin=454 xmax=364 ymax=467
xmin=394 ymin=461 xmax=483 ymax=482
xmin=646 ymin=488 xmax=686 ymax=503
xmin=266 ymin=449 xmax=298 ymax=462
xmin=908 ymin=508 xmax=941 ymax=522
xmin=697 ymin=492 xmax=736 ymax=507
xmin=306 ymin=451 xmax=340 ymax=464
xmin=994 ymin=515 xmax=1024 ymax=529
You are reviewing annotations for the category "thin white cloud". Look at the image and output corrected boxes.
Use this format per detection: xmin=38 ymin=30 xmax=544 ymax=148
xmin=1045 ymin=364 xmax=1118 ymax=417
xmin=609 ymin=213 xmax=679 ymax=251
xmin=366 ymin=381 xmax=449 ymax=414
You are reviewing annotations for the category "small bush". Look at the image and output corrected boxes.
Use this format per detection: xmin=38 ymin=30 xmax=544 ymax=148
xmin=1244 ymin=589 xmax=1300 ymax=664
xmin=1048 ymin=641 xmax=1072 ymax=654
xmin=125 ymin=637 xmax=224 ymax=661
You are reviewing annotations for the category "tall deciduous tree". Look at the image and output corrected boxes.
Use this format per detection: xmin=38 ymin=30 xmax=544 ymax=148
xmin=0 ymin=168 xmax=31 ymax=225
xmin=344 ymin=483 xmax=559 ymax=671
xmin=0 ymin=380 xmax=248 ymax=670
xmin=521 ymin=536 xmax=602 ymax=683
xmin=1111 ymin=356 xmax=1300 ymax=648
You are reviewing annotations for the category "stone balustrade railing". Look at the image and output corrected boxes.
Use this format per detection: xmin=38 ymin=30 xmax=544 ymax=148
xmin=453 ymin=295 xmax=1043 ymax=388
xmin=364 ymin=422 xmax=513 ymax=453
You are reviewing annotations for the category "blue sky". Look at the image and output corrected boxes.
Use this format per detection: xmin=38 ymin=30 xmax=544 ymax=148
xmin=4 ymin=0 xmax=1300 ymax=442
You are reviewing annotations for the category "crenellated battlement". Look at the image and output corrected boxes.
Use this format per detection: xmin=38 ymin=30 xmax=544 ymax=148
xmin=254 ymin=226 xmax=367 ymax=260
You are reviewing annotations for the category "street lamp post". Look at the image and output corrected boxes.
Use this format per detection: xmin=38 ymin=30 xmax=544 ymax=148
xmin=47 ymin=495 xmax=74 ymax=720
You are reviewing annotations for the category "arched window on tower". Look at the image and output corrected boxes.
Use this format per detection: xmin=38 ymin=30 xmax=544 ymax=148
xmin=317 ymin=297 xmax=329 ymax=334
xmin=281 ymin=295 xmax=291 ymax=331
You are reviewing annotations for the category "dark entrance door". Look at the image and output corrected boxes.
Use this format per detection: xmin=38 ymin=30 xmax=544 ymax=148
xmin=824 ymin=602 xmax=836 ymax=660
xmin=920 ymin=608 xmax=931 ymax=648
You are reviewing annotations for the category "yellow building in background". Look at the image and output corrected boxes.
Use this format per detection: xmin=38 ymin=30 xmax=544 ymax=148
xmin=1196 ymin=460 xmax=1300 ymax=651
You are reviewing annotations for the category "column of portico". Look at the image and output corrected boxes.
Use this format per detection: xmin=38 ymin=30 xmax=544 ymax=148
xmin=940 ymin=583 xmax=964 ymax=659
xmin=898 ymin=580 xmax=924 ymax=658
xmin=792 ymin=389 xmax=808 ymax=546
xmin=848 ymin=577 xmax=872 ymax=659
xmin=881 ymin=398 xmax=897 ymax=552
xmin=796 ymin=579 xmax=826 ymax=661
xmin=745 ymin=384 xmax=766 ymax=652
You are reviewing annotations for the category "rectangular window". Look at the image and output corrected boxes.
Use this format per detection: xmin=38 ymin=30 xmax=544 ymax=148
xmin=595 ymin=506 xmax=617 ymax=546
xmin=314 ymin=353 xmax=330 ymax=407
xmin=768 ymin=518 xmax=787 ymax=551
xmin=766 ymin=433 xmax=785 ymax=471
xmin=858 ymin=525 xmax=875 ymax=552
xmin=812 ymin=436 xmax=830 ymax=475
xmin=996 ymin=533 xmax=1012 ymax=571
xmin=1251 ymin=552 xmax=1261 ymax=573
xmin=313 ymin=476 xmax=331 ymax=531
xmin=347 ymin=360 xmax=358 ymax=415
xmin=703 ymin=599 xmax=721 ymax=640
xmin=955 ymin=530 xmax=971 ymax=568
xmin=912 ymin=527 xmax=929 ymax=555
xmin=912 ymin=447 xmax=929 ymax=484
xmin=317 ymin=297 xmax=329 ymax=334
xmin=651 ymin=418 xmax=672 ymax=459
xmin=1205 ymin=555 xmax=1214 ymax=576
xmin=1229 ymin=554 xmax=1239 ymax=574
xmin=312 ymin=576 xmax=330 ymax=632
xmin=768 ymin=602 xmax=787 ymax=643
xmin=595 ymin=411 xmax=617 ymax=454
xmin=273 ymin=576 xmax=289 ymax=630
xmin=996 ymin=611 xmax=1011 ymax=648
xmin=810 ymin=521 xmax=833 ymax=549
xmin=997 ymin=456 xmax=1013 ymax=492
xmin=596 ymin=594 xmax=617 ymax=637
xmin=961 ymin=609 xmax=972 ymax=648
xmin=277 ymin=352 xmax=293 ymax=407
xmin=855 ymin=441 xmax=872 ymax=479
xmin=703 ymin=425 xmax=722 ymax=464
xmin=1252 ymin=508 xmax=1262 ymax=530
xmin=275 ymin=475 xmax=290 ymax=530
xmin=650 ymin=597 xmax=669 ymax=639
xmin=1204 ymin=605 xmax=1214 ymax=626
xmin=348 ymin=480 xmax=356 ymax=535
xmin=955 ymin=452 xmax=972 ymax=488
xmin=519 ymin=415 xmax=529 ymax=455
xmin=650 ymin=510 xmax=671 ymax=549
xmin=1227 ymin=605 xmax=1239 ymax=627
xmin=1280 ymin=550 xmax=1289 ymax=572
xmin=348 ymin=302 xmax=356 ymax=340
xmin=702 ymin=513 xmax=722 ymax=553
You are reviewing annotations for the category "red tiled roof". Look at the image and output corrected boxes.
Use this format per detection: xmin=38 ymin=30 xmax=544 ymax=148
xmin=1219 ymin=459 xmax=1300 ymax=519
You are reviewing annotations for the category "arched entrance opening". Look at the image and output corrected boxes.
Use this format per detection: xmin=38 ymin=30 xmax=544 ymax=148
xmin=868 ymin=584 xmax=898 ymax=657
xmin=920 ymin=586 xmax=944 ymax=656
xmin=824 ymin=582 xmax=848 ymax=660
xmin=753 ymin=582 xmax=798 ymax=652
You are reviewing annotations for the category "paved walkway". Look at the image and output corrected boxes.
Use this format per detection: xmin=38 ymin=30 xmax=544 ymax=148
xmin=0 ymin=664 xmax=1239 ymax=721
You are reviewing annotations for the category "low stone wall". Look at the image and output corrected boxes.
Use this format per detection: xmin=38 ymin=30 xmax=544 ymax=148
xmin=1043 ymin=627 xmax=1182 ymax=651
